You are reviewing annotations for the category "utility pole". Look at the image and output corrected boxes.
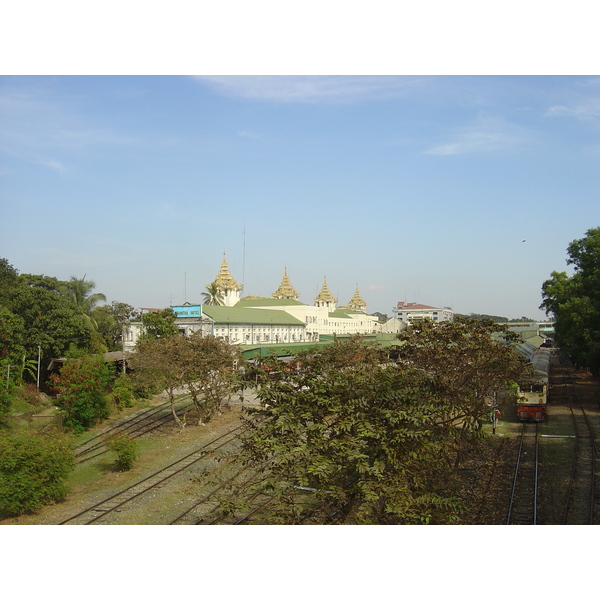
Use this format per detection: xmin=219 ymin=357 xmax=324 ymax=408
xmin=37 ymin=344 xmax=41 ymax=390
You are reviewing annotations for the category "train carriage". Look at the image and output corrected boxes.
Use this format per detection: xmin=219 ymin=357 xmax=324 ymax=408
xmin=516 ymin=347 xmax=551 ymax=421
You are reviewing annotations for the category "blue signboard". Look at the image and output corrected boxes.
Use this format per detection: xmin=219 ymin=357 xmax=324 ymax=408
xmin=171 ymin=305 xmax=202 ymax=318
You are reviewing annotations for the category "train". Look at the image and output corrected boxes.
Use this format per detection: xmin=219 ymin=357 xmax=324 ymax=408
xmin=516 ymin=347 xmax=552 ymax=421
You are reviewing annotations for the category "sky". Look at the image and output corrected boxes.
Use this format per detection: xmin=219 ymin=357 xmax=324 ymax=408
xmin=1 ymin=75 xmax=599 ymax=320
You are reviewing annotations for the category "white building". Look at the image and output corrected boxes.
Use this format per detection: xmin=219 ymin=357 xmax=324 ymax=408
xmin=392 ymin=302 xmax=454 ymax=324
xmin=123 ymin=257 xmax=400 ymax=349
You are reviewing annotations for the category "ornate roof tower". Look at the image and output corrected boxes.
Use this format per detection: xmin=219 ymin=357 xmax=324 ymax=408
xmin=347 ymin=284 xmax=367 ymax=312
xmin=314 ymin=277 xmax=337 ymax=310
xmin=272 ymin=267 xmax=300 ymax=301
xmin=211 ymin=253 xmax=242 ymax=307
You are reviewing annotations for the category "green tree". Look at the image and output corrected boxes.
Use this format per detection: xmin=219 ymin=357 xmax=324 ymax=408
xmin=181 ymin=332 xmax=241 ymax=424
xmin=92 ymin=301 xmax=140 ymax=351
xmin=8 ymin=285 xmax=92 ymax=383
xmin=541 ymin=227 xmax=600 ymax=375
xmin=49 ymin=354 xmax=111 ymax=433
xmin=202 ymin=282 xmax=224 ymax=306
xmin=218 ymin=339 xmax=463 ymax=524
xmin=0 ymin=431 xmax=75 ymax=516
xmin=138 ymin=308 xmax=179 ymax=341
xmin=129 ymin=335 xmax=188 ymax=428
xmin=61 ymin=275 xmax=107 ymax=318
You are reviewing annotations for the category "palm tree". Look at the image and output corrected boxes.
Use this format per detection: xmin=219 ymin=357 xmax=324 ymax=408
xmin=62 ymin=275 xmax=107 ymax=329
xmin=202 ymin=282 xmax=224 ymax=306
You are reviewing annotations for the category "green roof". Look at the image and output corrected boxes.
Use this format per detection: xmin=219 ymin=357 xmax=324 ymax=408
xmin=202 ymin=305 xmax=304 ymax=326
xmin=236 ymin=297 xmax=306 ymax=308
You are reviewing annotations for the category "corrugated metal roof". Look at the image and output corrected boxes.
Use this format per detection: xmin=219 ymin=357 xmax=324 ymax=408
xmin=236 ymin=297 xmax=305 ymax=308
xmin=202 ymin=305 xmax=305 ymax=325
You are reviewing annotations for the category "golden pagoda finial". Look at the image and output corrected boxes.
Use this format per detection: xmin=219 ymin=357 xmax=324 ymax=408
xmin=314 ymin=276 xmax=337 ymax=306
xmin=272 ymin=267 xmax=300 ymax=300
xmin=347 ymin=284 xmax=367 ymax=312
xmin=213 ymin=252 xmax=242 ymax=292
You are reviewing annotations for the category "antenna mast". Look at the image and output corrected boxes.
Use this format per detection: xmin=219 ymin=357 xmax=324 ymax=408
xmin=242 ymin=222 xmax=246 ymax=291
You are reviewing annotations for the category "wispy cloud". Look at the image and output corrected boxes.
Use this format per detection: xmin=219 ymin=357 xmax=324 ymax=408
xmin=425 ymin=117 xmax=531 ymax=156
xmin=545 ymin=100 xmax=600 ymax=123
xmin=195 ymin=76 xmax=423 ymax=104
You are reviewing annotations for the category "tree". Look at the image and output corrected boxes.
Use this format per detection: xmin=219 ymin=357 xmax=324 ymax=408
xmin=129 ymin=335 xmax=189 ymax=428
xmin=541 ymin=227 xmax=600 ymax=375
xmin=181 ymin=332 xmax=241 ymax=424
xmin=0 ymin=431 xmax=75 ymax=516
xmin=92 ymin=301 xmax=140 ymax=351
xmin=61 ymin=275 xmax=107 ymax=316
xmin=217 ymin=338 xmax=467 ymax=524
xmin=8 ymin=285 xmax=92 ymax=383
xmin=202 ymin=282 xmax=224 ymax=306
xmin=394 ymin=318 xmax=529 ymax=465
xmin=138 ymin=308 xmax=179 ymax=341
xmin=49 ymin=354 xmax=111 ymax=433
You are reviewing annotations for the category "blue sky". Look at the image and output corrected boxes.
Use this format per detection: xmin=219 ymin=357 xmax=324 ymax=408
xmin=1 ymin=75 xmax=599 ymax=320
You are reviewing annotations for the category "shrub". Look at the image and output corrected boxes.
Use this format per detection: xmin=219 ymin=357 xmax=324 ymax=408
xmin=110 ymin=374 xmax=135 ymax=410
xmin=0 ymin=431 xmax=75 ymax=516
xmin=50 ymin=354 xmax=110 ymax=433
xmin=107 ymin=435 xmax=138 ymax=471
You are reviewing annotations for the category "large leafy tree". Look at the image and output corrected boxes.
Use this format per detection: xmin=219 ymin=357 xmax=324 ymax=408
xmin=219 ymin=326 xmax=528 ymax=524
xmin=394 ymin=318 xmax=529 ymax=465
xmin=180 ymin=332 xmax=241 ymax=424
xmin=8 ymin=285 xmax=92 ymax=381
xmin=541 ymin=227 xmax=600 ymax=375
xmin=130 ymin=333 xmax=241 ymax=428
xmin=49 ymin=353 xmax=111 ymax=433
xmin=138 ymin=308 xmax=179 ymax=341
xmin=92 ymin=301 xmax=140 ymax=351
xmin=219 ymin=337 xmax=473 ymax=524
xmin=129 ymin=335 xmax=189 ymax=428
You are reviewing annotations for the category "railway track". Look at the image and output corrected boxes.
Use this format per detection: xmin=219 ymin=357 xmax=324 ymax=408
xmin=74 ymin=396 xmax=195 ymax=464
xmin=507 ymin=422 xmax=539 ymax=525
xmin=60 ymin=422 xmax=245 ymax=525
xmin=560 ymin=365 xmax=598 ymax=525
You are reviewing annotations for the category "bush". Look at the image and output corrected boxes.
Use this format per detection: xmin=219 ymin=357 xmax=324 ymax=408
xmin=0 ymin=431 xmax=75 ymax=516
xmin=107 ymin=435 xmax=138 ymax=471
xmin=50 ymin=354 xmax=110 ymax=433
xmin=110 ymin=374 xmax=135 ymax=410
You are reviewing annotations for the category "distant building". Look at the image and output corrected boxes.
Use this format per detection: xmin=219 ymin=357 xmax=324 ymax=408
xmin=392 ymin=302 xmax=454 ymax=324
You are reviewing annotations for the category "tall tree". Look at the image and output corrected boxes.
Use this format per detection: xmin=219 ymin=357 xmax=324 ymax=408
xmin=138 ymin=308 xmax=179 ymax=341
xmin=61 ymin=275 xmax=107 ymax=327
xmin=202 ymin=282 xmax=224 ymax=306
xmin=541 ymin=227 xmax=600 ymax=375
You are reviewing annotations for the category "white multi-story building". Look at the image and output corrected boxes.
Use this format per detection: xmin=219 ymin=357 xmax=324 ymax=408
xmin=392 ymin=302 xmax=454 ymax=324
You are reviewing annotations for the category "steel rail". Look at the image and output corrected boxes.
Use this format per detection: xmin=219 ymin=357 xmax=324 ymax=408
xmin=59 ymin=423 xmax=245 ymax=524
xmin=506 ymin=422 xmax=539 ymax=525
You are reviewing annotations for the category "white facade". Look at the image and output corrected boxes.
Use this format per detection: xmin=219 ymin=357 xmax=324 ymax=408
xmin=392 ymin=302 xmax=454 ymax=324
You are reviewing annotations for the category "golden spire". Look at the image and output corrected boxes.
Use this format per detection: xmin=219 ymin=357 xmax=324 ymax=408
xmin=213 ymin=252 xmax=242 ymax=292
xmin=272 ymin=267 xmax=300 ymax=300
xmin=314 ymin=276 xmax=337 ymax=305
xmin=347 ymin=284 xmax=367 ymax=312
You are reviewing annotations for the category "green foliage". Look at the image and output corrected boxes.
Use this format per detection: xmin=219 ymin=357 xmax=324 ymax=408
xmin=139 ymin=309 xmax=179 ymax=341
xmin=107 ymin=434 xmax=138 ymax=471
xmin=202 ymin=282 xmax=225 ymax=306
xmin=92 ymin=302 xmax=140 ymax=351
xmin=541 ymin=227 xmax=600 ymax=375
xmin=50 ymin=354 xmax=111 ymax=433
xmin=0 ymin=389 xmax=12 ymax=427
xmin=221 ymin=328 xmax=529 ymax=524
xmin=0 ymin=431 xmax=75 ymax=516
xmin=110 ymin=374 xmax=135 ymax=410
xmin=130 ymin=333 xmax=241 ymax=428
